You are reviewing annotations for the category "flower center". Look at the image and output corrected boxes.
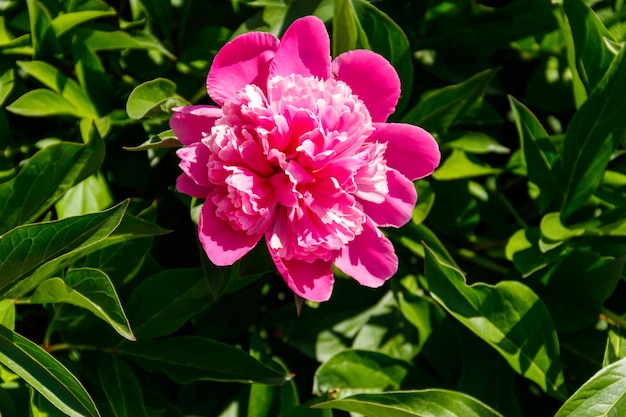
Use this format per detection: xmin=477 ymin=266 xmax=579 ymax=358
xmin=204 ymin=74 xmax=388 ymax=261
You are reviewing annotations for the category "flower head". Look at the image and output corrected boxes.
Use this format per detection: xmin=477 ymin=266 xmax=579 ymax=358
xmin=171 ymin=16 xmax=440 ymax=302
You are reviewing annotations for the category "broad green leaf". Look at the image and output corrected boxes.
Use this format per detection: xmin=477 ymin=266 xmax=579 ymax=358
xmin=424 ymin=245 xmax=567 ymax=400
xmin=50 ymin=10 xmax=115 ymax=37
xmin=123 ymin=130 xmax=182 ymax=151
xmin=30 ymin=268 xmax=134 ymax=340
xmin=5 ymin=89 xmax=83 ymax=117
xmin=526 ymin=250 xmax=623 ymax=331
xmin=118 ymin=336 xmax=292 ymax=385
xmin=0 ymin=201 xmax=128 ymax=297
xmin=505 ymin=228 xmax=567 ymax=276
xmin=411 ymin=180 xmax=435 ymax=225
xmin=313 ymin=389 xmax=503 ymax=417
xmin=0 ymin=126 xmax=105 ymax=234
xmin=555 ymin=356 xmax=626 ymax=417
xmin=126 ymin=78 xmax=187 ymax=119
xmin=0 ymin=66 xmax=14 ymax=106
xmin=313 ymin=350 xmax=408 ymax=399
xmin=76 ymin=28 xmax=175 ymax=59
xmin=0 ymin=324 xmax=100 ymax=417
xmin=97 ymin=355 xmax=149 ymax=417
xmin=560 ymin=46 xmax=626 ymax=220
xmin=55 ymin=173 xmax=113 ymax=219
xmin=402 ymin=69 xmax=496 ymax=134
xmin=444 ymin=132 xmax=510 ymax=155
xmin=433 ymin=149 xmax=500 ymax=180
xmin=604 ymin=326 xmax=626 ymax=367
xmin=561 ymin=0 xmax=617 ymax=97
xmin=16 ymin=60 xmax=98 ymax=117
xmin=332 ymin=0 xmax=359 ymax=55
xmin=509 ymin=96 xmax=563 ymax=208
xmin=125 ymin=268 xmax=211 ymax=340
xmin=0 ymin=299 xmax=15 ymax=330
xmin=26 ymin=0 xmax=53 ymax=58
xmin=72 ymin=40 xmax=114 ymax=116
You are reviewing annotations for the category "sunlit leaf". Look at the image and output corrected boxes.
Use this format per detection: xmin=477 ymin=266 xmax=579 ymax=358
xmin=126 ymin=78 xmax=188 ymax=119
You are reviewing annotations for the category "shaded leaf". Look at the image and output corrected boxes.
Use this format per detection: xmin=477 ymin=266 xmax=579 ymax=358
xmin=424 ymin=245 xmax=567 ymax=400
xmin=313 ymin=389 xmax=503 ymax=417
xmin=119 ymin=336 xmax=292 ymax=385
xmin=97 ymin=355 xmax=149 ymax=417
xmin=0 ymin=324 xmax=100 ymax=417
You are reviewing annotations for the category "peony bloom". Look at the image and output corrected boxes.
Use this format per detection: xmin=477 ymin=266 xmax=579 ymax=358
xmin=171 ymin=16 xmax=440 ymax=302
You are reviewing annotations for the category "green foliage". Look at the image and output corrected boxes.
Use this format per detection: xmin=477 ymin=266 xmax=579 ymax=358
xmin=1 ymin=0 xmax=626 ymax=415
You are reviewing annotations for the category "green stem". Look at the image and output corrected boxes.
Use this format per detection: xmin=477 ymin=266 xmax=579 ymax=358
xmin=45 ymin=343 xmax=109 ymax=354
xmin=601 ymin=307 xmax=626 ymax=329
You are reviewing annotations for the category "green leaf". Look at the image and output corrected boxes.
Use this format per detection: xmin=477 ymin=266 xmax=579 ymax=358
xmin=0 ymin=324 xmax=100 ymax=417
xmin=0 ymin=66 xmax=14 ymax=106
xmin=5 ymin=89 xmax=83 ymax=117
xmin=561 ymin=0 xmax=617 ymax=97
xmin=0 ymin=299 xmax=15 ymax=331
xmin=73 ymin=40 xmax=115 ymax=116
xmin=604 ymin=326 xmax=626 ymax=367
xmin=402 ymin=69 xmax=496 ymax=134
xmin=30 ymin=268 xmax=134 ymax=340
xmin=313 ymin=350 xmax=408 ymax=399
xmin=126 ymin=78 xmax=187 ymax=119
xmin=16 ymin=60 xmax=98 ymax=118
xmin=97 ymin=355 xmax=149 ymax=417
xmin=508 ymin=96 xmax=563 ymax=208
xmin=50 ymin=10 xmax=115 ymax=38
xmin=26 ymin=0 xmax=53 ymax=58
xmin=560 ymin=45 xmax=626 ymax=220
xmin=30 ymin=389 xmax=70 ymax=417
xmin=424 ymin=245 xmax=567 ymax=400
xmin=555 ymin=356 xmax=626 ymax=417
xmin=0 ymin=201 xmax=128 ymax=297
xmin=433 ymin=149 xmax=500 ymax=180
xmin=125 ymin=268 xmax=211 ymax=340
xmin=0 ymin=125 xmax=105 ymax=234
xmin=313 ymin=389 xmax=504 ymax=417
xmin=444 ymin=132 xmax=510 ymax=155
xmin=122 ymin=130 xmax=182 ymax=151
xmin=76 ymin=28 xmax=175 ymax=59
xmin=118 ymin=336 xmax=292 ymax=385
xmin=55 ymin=173 xmax=113 ymax=219
xmin=332 ymin=0 xmax=359 ymax=55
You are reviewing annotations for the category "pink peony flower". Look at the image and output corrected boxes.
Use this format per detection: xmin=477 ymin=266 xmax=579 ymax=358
xmin=171 ymin=16 xmax=440 ymax=302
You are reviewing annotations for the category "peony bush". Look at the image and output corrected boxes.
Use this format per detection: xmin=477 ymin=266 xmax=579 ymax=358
xmin=0 ymin=0 xmax=626 ymax=416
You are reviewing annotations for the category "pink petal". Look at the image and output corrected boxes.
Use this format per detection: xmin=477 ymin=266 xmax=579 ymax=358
xmin=266 ymin=241 xmax=335 ymax=302
xmin=176 ymin=142 xmax=211 ymax=187
xmin=332 ymin=50 xmax=400 ymax=123
xmin=170 ymin=105 xmax=222 ymax=146
xmin=198 ymin=200 xmax=263 ymax=266
xmin=359 ymin=168 xmax=416 ymax=228
xmin=206 ymin=32 xmax=279 ymax=105
xmin=270 ymin=16 xmax=331 ymax=80
xmin=176 ymin=174 xmax=211 ymax=198
xmin=334 ymin=218 xmax=398 ymax=288
xmin=369 ymin=122 xmax=440 ymax=180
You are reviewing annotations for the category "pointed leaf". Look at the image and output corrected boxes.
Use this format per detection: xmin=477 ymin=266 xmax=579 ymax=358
xmin=126 ymin=268 xmax=211 ymax=340
xmin=31 ymin=268 xmax=134 ymax=340
xmin=6 ymin=89 xmax=83 ymax=117
xmin=0 ymin=324 xmax=100 ymax=417
xmin=402 ymin=69 xmax=496 ymax=134
xmin=50 ymin=10 xmax=115 ymax=38
xmin=424 ymin=245 xmax=567 ymax=400
xmin=118 ymin=336 xmax=291 ymax=385
xmin=313 ymin=350 xmax=409 ymax=399
xmin=560 ymin=46 xmax=626 ymax=220
xmin=97 ymin=355 xmax=149 ymax=417
xmin=313 ymin=389 xmax=503 ymax=417
xmin=0 ymin=125 xmax=105 ymax=234
xmin=555 ymin=356 xmax=626 ymax=417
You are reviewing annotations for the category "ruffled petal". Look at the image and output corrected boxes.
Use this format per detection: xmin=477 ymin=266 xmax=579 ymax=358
xmin=198 ymin=200 xmax=263 ymax=266
xmin=176 ymin=174 xmax=211 ymax=198
xmin=176 ymin=142 xmax=211 ymax=187
xmin=334 ymin=218 xmax=398 ymax=288
xmin=270 ymin=16 xmax=331 ymax=80
xmin=267 ymin=240 xmax=335 ymax=302
xmin=332 ymin=50 xmax=400 ymax=123
xmin=359 ymin=168 xmax=416 ymax=228
xmin=170 ymin=105 xmax=222 ymax=146
xmin=206 ymin=32 xmax=279 ymax=105
xmin=369 ymin=122 xmax=440 ymax=180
